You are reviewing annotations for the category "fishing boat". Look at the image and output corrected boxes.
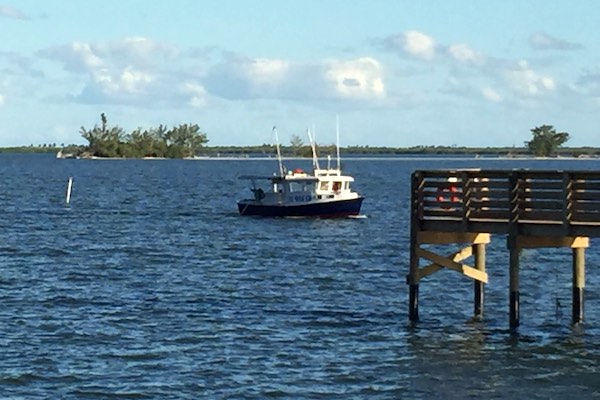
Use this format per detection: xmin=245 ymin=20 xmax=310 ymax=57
xmin=237 ymin=125 xmax=364 ymax=218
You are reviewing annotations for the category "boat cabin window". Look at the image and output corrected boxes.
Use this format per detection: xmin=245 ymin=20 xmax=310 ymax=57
xmin=332 ymin=182 xmax=342 ymax=191
xmin=289 ymin=181 xmax=312 ymax=192
xmin=319 ymin=181 xmax=328 ymax=191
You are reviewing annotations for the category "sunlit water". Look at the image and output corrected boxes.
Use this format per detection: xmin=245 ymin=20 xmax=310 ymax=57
xmin=1 ymin=154 xmax=600 ymax=399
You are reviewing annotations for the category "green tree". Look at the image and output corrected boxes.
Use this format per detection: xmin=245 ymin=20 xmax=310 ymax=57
xmin=290 ymin=134 xmax=310 ymax=156
xmin=526 ymin=125 xmax=569 ymax=157
xmin=129 ymin=128 xmax=156 ymax=157
xmin=80 ymin=113 xmax=126 ymax=157
xmin=164 ymin=123 xmax=208 ymax=158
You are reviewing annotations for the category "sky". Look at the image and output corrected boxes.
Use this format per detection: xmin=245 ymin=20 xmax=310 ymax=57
xmin=1 ymin=0 xmax=599 ymax=148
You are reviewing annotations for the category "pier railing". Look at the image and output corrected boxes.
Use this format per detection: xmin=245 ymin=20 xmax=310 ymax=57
xmin=413 ymin=169 xmax=600 ymax=237
xmin=409 ymin=169 xmax=600 ymax=328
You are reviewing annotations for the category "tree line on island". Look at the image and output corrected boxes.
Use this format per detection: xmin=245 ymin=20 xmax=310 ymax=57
xmin=0 ymin=120 xmax=584 ymax=158
xmin=75 ymin=113 xmax=209 ymax=158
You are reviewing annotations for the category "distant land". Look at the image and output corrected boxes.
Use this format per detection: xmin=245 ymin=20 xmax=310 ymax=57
xmin=1 ymin=144 xmax=599 ymax=158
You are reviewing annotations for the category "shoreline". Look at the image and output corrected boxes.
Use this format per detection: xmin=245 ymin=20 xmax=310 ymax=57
xmin=51 ymin=155 xmax=600 ymax=161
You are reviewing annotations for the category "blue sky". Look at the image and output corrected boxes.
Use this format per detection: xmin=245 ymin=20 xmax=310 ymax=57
xmin=1 ymin=1 xmax=599 ymax=147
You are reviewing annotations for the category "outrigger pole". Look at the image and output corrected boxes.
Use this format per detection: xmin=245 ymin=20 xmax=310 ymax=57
xmin=336 ymin=115 xmax=341 ymax=171
xmin=307 ymin=128 xmax=320 ymax=171
xmin=273 ymin=126 xmax=285 ymax=178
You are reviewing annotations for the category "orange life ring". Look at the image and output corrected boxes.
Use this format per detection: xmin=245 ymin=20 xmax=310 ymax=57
xmin=436 ymin=185 xmax=459 ymax=207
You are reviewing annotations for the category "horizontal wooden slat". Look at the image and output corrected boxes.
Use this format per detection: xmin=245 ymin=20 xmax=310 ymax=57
xmin=521 ymin=181 xmax=564 ymax=190
xmin=421 ymin=208 xmax=463 ymax=218
xmin=468 ymin=210 xmax=510 ymax=220
xmin=572 ymin=182 xmax=600 ymax=191
xmin=572 ymin=191 xmax=600 ymax=201
xmin=516 ymin=236 xmax=589 ymax=249
xmin=573 ymin=202 xmax=600 ymax=212
xmin=468 ymin=199 xmax=510 ymax=209
xmin=469 ymin=180 xmax=510 ymax=190
xmin=518 ymin=210 xmax=563 ymax=221
xmin=514 ymin=171 xmax=571 ymax=179
xmin=521 ymin=200 xmax=564 ymax=210
xmin=422 ymin=189 xmax=463 ymax=198
xmin=467 ymin=189 xmax=508 ymax=199
xmin=570 ymin=172 xmax=600 ymax=180
xmin=417 ymin=232 xmax=491 ymax=244
xmin=422 ymin=202 xmax=464 ymax=210
xmin=571 ymin=212 xmax=600 ymax=223
xmin=520 ymin=191 xmax=563 ymax=201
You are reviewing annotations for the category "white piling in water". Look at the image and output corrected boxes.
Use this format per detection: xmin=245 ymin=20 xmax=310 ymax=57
xmin=66 ymin=177 xmax=73 ymax=204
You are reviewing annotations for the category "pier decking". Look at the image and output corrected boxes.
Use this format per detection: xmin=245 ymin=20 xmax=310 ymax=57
xmin=408 ymin=169 xmax=600 ymax=327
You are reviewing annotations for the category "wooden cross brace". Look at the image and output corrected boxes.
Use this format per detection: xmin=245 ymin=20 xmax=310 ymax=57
xmin=415 ymin=245 xmax=488 ymax=283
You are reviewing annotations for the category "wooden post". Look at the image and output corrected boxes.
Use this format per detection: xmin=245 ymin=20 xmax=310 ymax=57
xmin=508 ymin=172 xmax=521 ymax=329
xmin=473 ymin=243 xmax=485 ymax=319
xmin=509 ymin=246 xmax=520 ymax=328
xmin=408 ymin=172 xmax=422 ymax=322
xmin=408 ymin=280 xmax=419 ymax=322
xmin=572 ymin=247 xmax=585 ymax=324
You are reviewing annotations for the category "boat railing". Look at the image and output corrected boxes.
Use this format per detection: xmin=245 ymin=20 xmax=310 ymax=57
xmin=314 ymin=169 xmax=342 ymax=177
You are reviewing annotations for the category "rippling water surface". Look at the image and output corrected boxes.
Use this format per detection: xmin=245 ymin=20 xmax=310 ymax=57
xmin=1 ymin=154 xmax=600 ymax=399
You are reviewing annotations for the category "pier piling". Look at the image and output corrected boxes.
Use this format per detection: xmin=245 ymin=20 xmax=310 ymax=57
xmin=572 ymin=247 xmax=585 ymax=324
xmin=473 ymin=242 xmax=486 ymax=319
xmin=508 ymin=245 xmax=520 ymax=328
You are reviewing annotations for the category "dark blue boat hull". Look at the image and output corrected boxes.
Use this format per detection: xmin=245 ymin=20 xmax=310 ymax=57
xmin=238 ymin=197 xmax=364 ymax=218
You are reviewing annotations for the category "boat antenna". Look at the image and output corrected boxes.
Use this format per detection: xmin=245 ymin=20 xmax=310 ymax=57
xmin=336 ymin=114 xmax=341 ymax=171
xmin=273 ymin=126 xmax=285 ymax=177
xmin=307 ymin=128 xmax=320 ymax=171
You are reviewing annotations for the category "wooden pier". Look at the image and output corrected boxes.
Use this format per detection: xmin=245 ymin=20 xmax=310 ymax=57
xmin=408 ymin=169 xmax=600 ymax=328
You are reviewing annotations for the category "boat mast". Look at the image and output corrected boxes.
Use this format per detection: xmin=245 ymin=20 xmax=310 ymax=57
xmin=273 ymin=126 xmax=284 ymax=177
xmin=336 ymin=114 xmax=341 ymax=171
xmin=307 ymin=128 xmax=320 ymax=171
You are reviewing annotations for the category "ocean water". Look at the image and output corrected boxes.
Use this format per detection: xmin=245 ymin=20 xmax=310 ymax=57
xmin=1 ymin=153 xmax=600 ymax=399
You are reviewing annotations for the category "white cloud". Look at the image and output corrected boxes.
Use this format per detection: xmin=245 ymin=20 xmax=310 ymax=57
xmin=0 ymin=5 xmax=27 ymax=19
xmin=71 ymin=42 xmax=104 ymax=70
xmin=481 ymin=87 xmax=502 ymax=102
xmin=182 ymin=82 xmax=208 ymax=107
xmin=325 ymin=57 xmax=385 ymax=99
xmin=248 ymin=58 xmax=289 ymax=84
xmin=530 ymin=32 xmax=582 ymax=51
xmin=104 ymin=36 xmax=179 ymax=68
xmin=120 ymin=67 xmax=153 ymax=93
xmin=203 ymin=56 xmax=291 ymax=99
xmin=39 ymin=37 xmax=189 ymax=105
xmin=0 ymin=93 xmax=4 ymax=106
xmin=380 ymin=31 xmax=487 ymax=67
xmin=447 ymin=43 xmax=482 ymax=65
xmin=85 ymin=66 xmax=153 ymax=98
xmin=41 ymin=37 xmax=178 ymax=73
xmin=378 ymin=31 xmax=436 ymax=60
xmin=378 ymin=29 xmax=564 ymax=106
xmin=204 ymin=55 xmax=384 ymax=102
xmin=403 ymin=31 xmax=436 ymax=60
xmin=505 ymin=60 xmax=555 ymax=96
